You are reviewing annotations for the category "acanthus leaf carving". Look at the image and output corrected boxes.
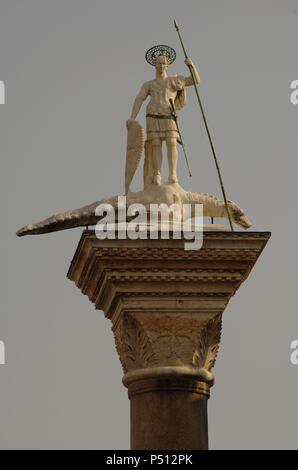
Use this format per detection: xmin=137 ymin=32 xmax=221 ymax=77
xmin=114 ymin=313 xmax=157 ymax=373
xmin=114 ymin=312 xmax=222 ymax=374
xmin=192 ymin=314 xmax=222 ymax=371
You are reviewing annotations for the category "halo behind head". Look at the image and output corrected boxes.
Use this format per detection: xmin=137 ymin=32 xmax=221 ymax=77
xmin=145 ymin=45 xmax=176 ymax=66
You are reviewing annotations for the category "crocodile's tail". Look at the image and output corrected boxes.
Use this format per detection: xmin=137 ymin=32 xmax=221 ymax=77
xmin=16 ymin=202 xmax=100 ymax=236
xmin=16 ymin=195 xmax=119 ymax=237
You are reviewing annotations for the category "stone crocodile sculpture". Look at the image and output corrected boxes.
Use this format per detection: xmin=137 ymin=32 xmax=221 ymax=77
xmin=16 ymin=183 xmax=251 ymax=237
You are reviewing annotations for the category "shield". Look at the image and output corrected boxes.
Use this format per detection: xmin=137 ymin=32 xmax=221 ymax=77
xmin=125 ymin=120 xmax=144 ymax=194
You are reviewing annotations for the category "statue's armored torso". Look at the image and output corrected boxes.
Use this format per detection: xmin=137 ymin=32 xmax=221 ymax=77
xmin=137 ymin=75 xmax=187 ymax=141
xmin=144 ymin=75 xmax=186 ymax=115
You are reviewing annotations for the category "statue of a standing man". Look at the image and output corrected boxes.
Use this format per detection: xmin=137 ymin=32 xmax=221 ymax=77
xmin=127 ymin=45 xmax=200 ymax=187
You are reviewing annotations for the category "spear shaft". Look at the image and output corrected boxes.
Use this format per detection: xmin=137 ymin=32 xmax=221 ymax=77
xmin=174 ymin=19 xmax=234 ymax=231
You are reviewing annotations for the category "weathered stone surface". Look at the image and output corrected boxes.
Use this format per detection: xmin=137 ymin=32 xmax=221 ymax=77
xmin=68 ymin=230 xmax=270 ymax=449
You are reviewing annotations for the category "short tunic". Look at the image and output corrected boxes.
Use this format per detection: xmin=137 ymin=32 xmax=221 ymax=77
xmin=136 ymin=75 xmax=187 ymax=141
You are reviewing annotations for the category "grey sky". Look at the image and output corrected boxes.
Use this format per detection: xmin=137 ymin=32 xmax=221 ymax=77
xmin=0 ymin=0 xmax=297 ymax=449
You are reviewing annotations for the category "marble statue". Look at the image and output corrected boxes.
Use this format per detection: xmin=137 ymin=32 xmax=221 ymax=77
xmin=126 ymin=45 xmax=199 ymax=191
xmin=16 ymin=45 xmax=251 ymax=237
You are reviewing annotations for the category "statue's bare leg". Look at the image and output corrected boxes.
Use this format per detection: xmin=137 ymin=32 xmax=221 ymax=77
xmin=166 ymin=137 xmax=178 ymax=184
xmin=152 ymin=138 xmax=162 ymax=185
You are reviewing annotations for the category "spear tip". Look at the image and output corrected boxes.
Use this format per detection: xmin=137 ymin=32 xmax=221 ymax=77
xmin=173 ymin=18 xmax=179 ymax=30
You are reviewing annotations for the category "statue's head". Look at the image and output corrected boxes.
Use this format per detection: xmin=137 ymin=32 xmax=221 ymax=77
xmin=154 ymin=55 xmax=170 ymax=72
